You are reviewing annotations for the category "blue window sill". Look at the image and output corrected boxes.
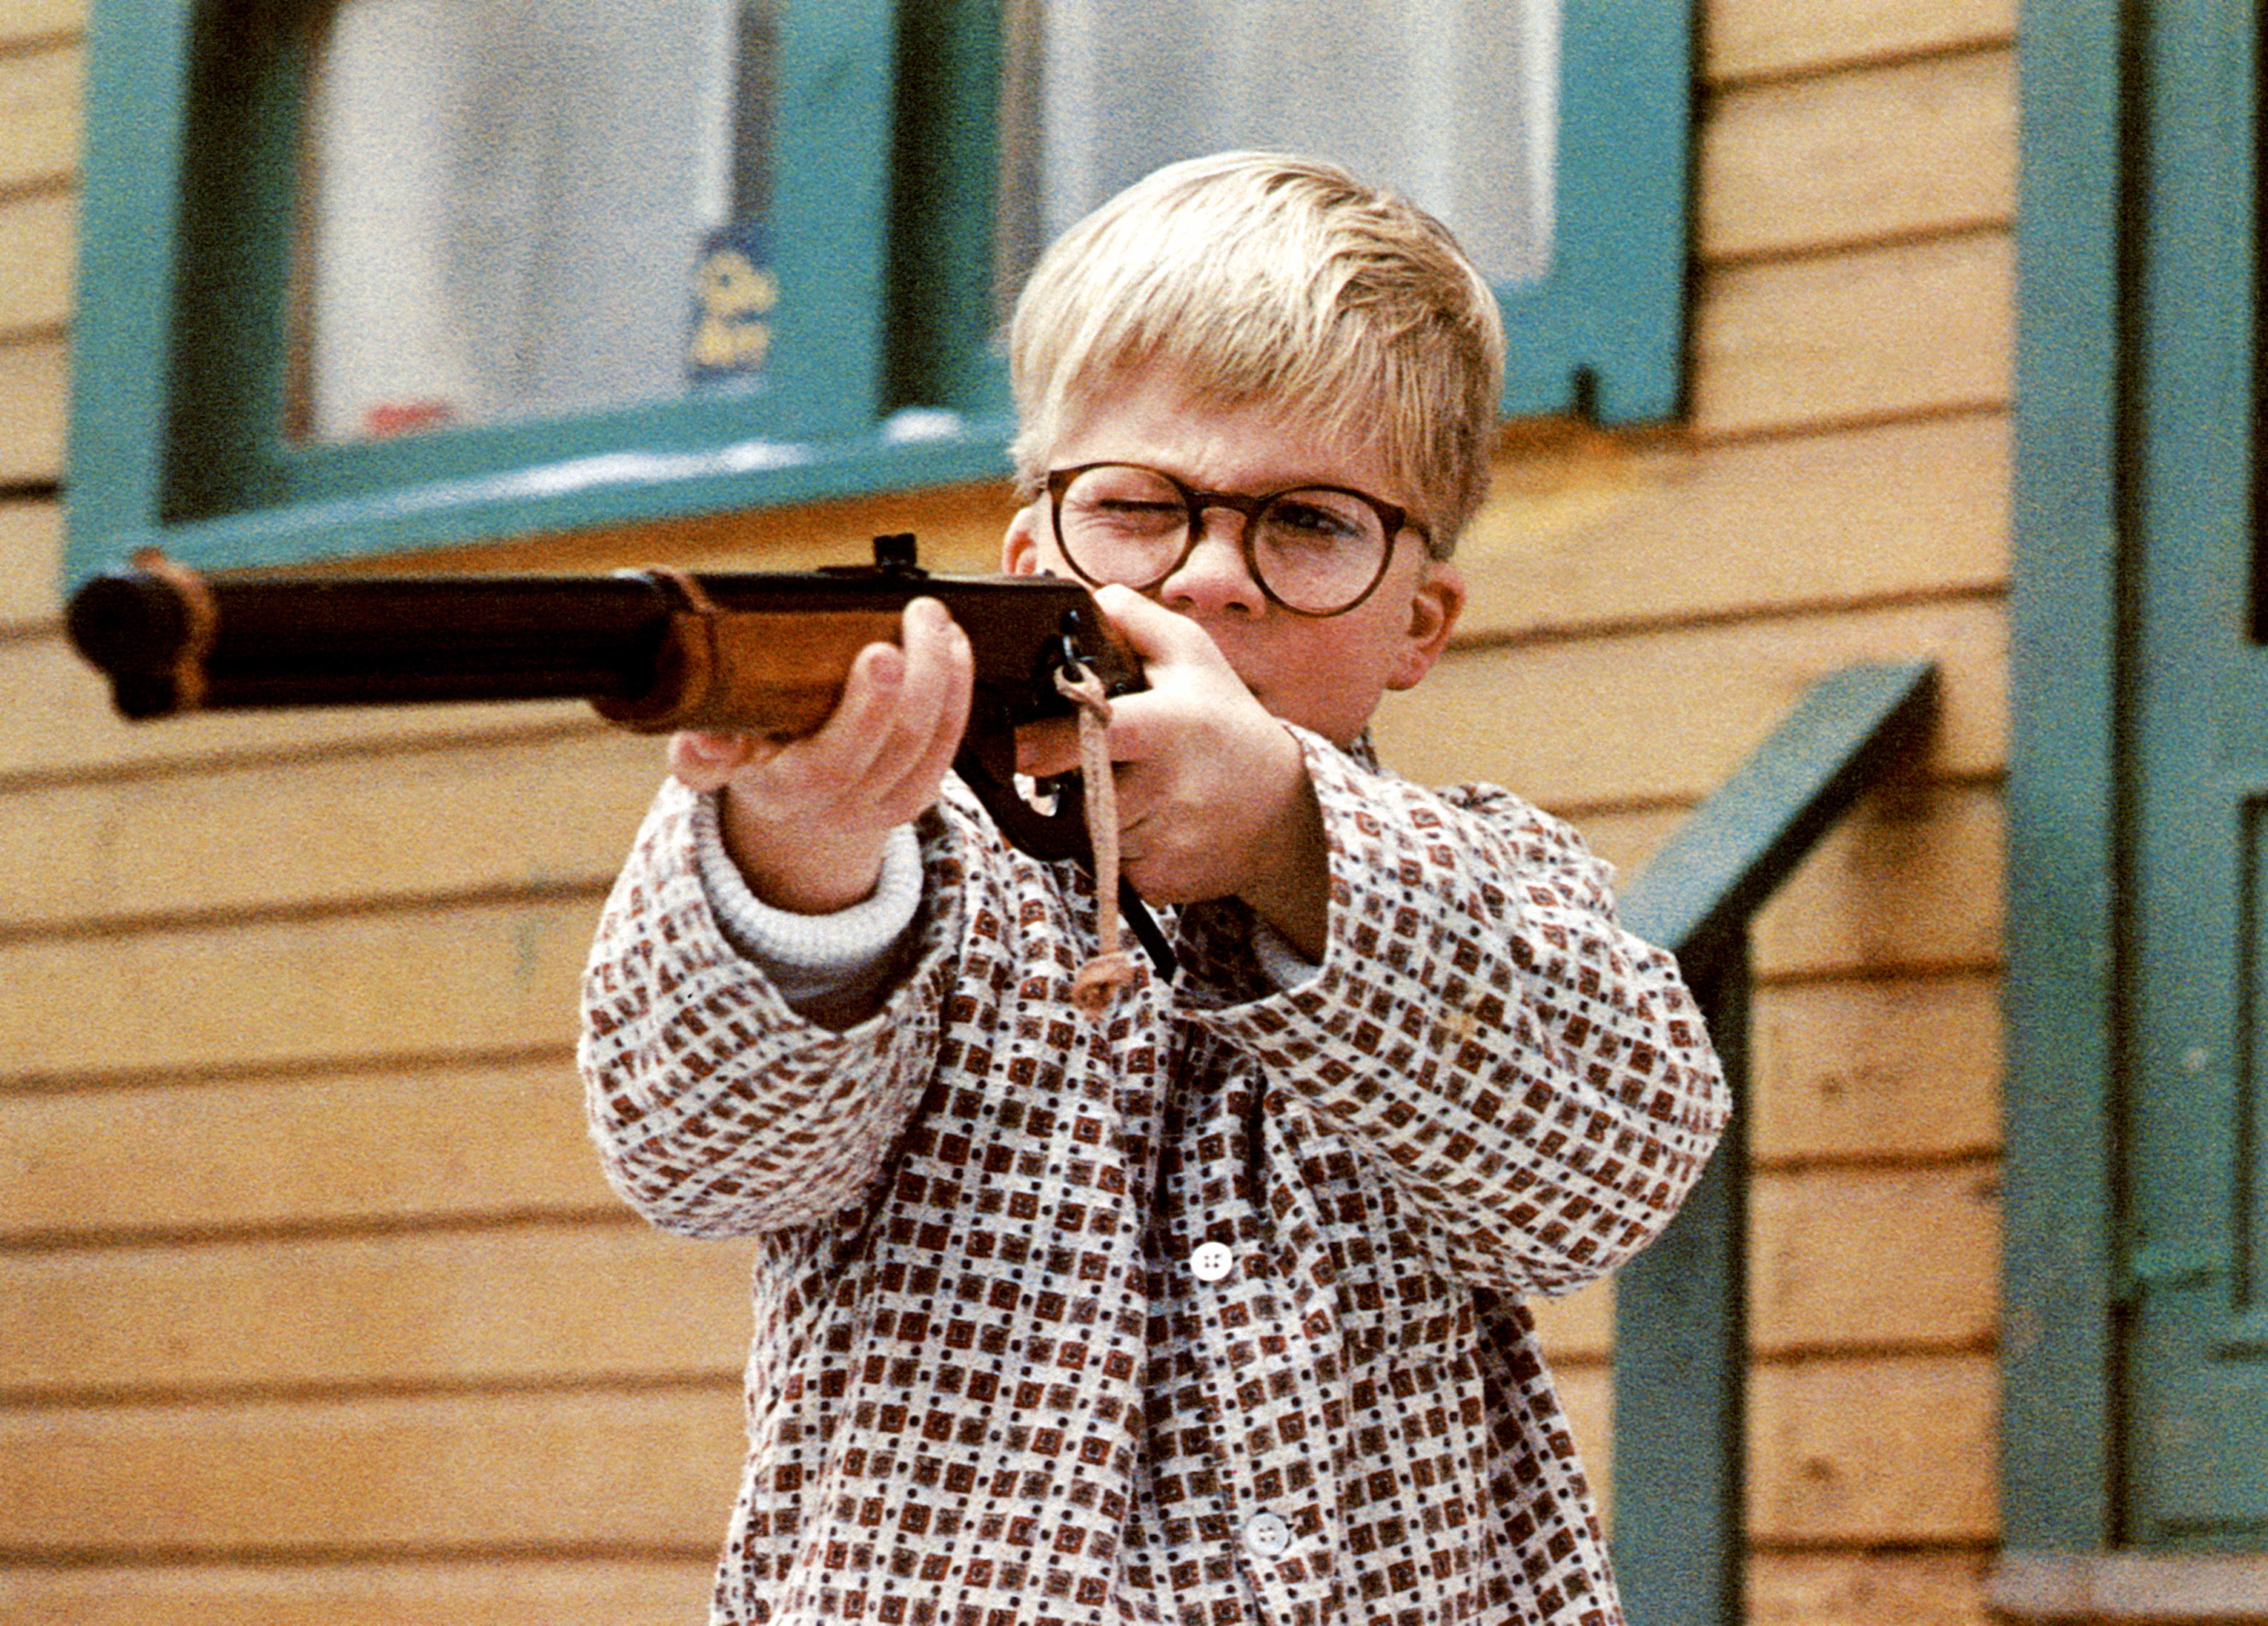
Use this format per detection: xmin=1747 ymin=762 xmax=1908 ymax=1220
xmin=72 ymin=411 xmax=1020 ymax=580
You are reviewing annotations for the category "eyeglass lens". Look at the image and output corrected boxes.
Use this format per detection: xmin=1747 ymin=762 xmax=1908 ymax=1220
xmin=1053 ymin=464 xmax=1393 ymax=615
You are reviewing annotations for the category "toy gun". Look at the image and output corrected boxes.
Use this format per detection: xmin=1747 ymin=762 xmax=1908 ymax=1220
xmin=66 ymin=534 xmax=1174 ymax=974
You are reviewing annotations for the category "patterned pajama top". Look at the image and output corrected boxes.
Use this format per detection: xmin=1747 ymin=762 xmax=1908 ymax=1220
xmin=580 ymin=730 xmax=1728 ymax=1626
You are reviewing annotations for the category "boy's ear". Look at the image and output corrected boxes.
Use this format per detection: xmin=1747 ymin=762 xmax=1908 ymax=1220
xmin=1387 ymin=563 xmax=1466 ymax=691
xmin=1001 ymin=504 xmax=1046 ymax=576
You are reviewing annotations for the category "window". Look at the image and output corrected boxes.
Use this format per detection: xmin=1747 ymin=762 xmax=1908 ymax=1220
xmin=63 ymin=0 xmax=1691 ymax=583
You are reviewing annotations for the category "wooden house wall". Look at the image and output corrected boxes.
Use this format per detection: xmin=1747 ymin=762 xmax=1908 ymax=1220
xmin=0 ymin=0 xmax=2014 ymax=1620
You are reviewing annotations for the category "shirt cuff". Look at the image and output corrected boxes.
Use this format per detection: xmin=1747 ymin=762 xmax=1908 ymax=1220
xmin=690 ymin=792 xmax=925 ymax=1014
xmin=1249 ymin=917 xmax=1322 ymax=989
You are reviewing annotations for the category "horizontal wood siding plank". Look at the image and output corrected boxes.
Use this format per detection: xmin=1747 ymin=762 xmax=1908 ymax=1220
xmin=0 ymin=0 xmax=84 ymax=48
xmin=2 ymin=628 xmax=606 ymax=781
xmin=1522 ymin=1155 xmax=2003 ymax=1368
xmin=1 ymin=1058 xmax=613 ymax=1236
xmin=4 ymin=732 xmax=663 ymax=932
xmin=1751 ymin=1161 xmax=2000 ymax=1355
xmin=1526 ymin=1280 xmax=1614 ymax=1366
xmin=1701 ymin=50 xmax=2015 ymax=261
xmin=1705 ymin=0 xmax=2015 ymax=83
xmin=1750 ymin=1551 xmax=1995 ymax=1626
xmin=1751 ymin=972 xmax=2003 ymax=1164
xmin=0 ymin=334 xmax=67 ymax=482
xmin=2 ymin=1224 xmax=754 ymax=1393
xmin=1747 ymin=1354 xmax=1999 ymax=1542
xmin=1575 ymin=789 xmax=2001 ymax=988
xmin=0 ymin=1559 xmax=717 ymax=1626
xmin=0 ymin=42 xmax=81 ymax=191
xmin=0 ymin=185 xmax=74 ymax=336
xmin=1554 ymin=1362 xmax=1613 ymax=1527
xmin=0 ymin=494 xmax=63 ymax=625
xmin=0 ymin=1387 xmax=744 ymax=1551
xmin=0 ymin=896 xmax=597 ymax=1082
xmin=1376 ymin=597 xmax=2006 ymax=812
xmin=1459 ymin=411 xmax=2009 ymax=643
xmin=1752 ymin=782 xmax=2003 ymax=978
xmin=1691 ymin=233 xmax=2012 ymax=438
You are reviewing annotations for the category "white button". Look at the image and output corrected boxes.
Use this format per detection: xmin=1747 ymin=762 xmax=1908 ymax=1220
xmin=1190 ymin=1240 xmax=1236 ymax=1282
xmin=1243 ymin=1510 xmax=1293 ymax=1559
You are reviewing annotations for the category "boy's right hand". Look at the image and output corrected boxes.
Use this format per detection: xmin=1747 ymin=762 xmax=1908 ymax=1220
xmin=668 ymin=596 xmax=973 ymax=915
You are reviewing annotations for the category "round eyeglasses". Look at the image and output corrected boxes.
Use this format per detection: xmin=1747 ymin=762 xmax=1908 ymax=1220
xmin=1044 ymin=462 xmax=1428 ymax=617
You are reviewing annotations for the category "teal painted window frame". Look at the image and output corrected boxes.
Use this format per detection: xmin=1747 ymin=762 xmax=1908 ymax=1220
xmin=2006 ymin=0 xmax=2268 ymax=1559
xmin=2003 ymin=0 xmax=2125 ymax=1550
xmin=63 ymin=0 xmax=1691 ymax=585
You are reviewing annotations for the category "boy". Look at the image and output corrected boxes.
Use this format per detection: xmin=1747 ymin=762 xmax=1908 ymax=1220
xmin=581 ymin=151 xmax=1728 ymax=1625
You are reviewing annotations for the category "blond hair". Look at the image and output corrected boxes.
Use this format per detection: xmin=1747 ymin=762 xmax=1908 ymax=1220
xmin=1007 ymin=151 xmax=1505 ymax=554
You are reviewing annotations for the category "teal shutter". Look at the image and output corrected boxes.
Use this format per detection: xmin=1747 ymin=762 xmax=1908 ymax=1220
xmin=2122 ymin=0 xmax=2268 ymax=1544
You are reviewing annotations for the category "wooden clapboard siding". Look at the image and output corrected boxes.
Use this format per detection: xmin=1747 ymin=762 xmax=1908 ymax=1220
xmin=0 ymin=1559 xmax=718 ymax=1626
xmin=1701 ymin=51 xmax=2015 ymax=260
xmin=0 ymin=41 xmax=82 ymax=190
xmin=0 ymin=1387 xmax=741 ymax=1551
xmin=1522 ymin=1155 xmax=2001 ymax=1368
xmin=1748 ymin=1355 xmax=1999 ymax=1543
xmin=1438 ymin=10 xmax=2015 ymax=1612
xmin=0 ymin=0 xmax=81 ymax=47
xmin=0 ymin=334 xmax=65 ymax=482
xmin=1562 ymin=786 xmax=2002 ymax=982
xmin=1456 ymin=410 xmax=2009 ymax=640
xmin=1 ymin=1058 xmax=611 ymax=1237
xmin=0 ymin=187 xmax=72 ymax=336
xmin=1750 ymin=972 xmax=2004 ymax=1165
xmin=1 ymin=1222 xmax=753 ymax=1394
xmin=0 ymin=894 xmax=600 ymax=1081
xmin=0 ymin=495 xmax=61 ymax=623
xmin=1376 ymin=597 xmax=2006 ymax=814
xmin=1750 ymin=1551 xmax=1997 ymax=1626
xmin=1707 ymin=0 xmax=2014 ymax=84
xmin=1750 ymin=1161 xmax=2000 ymax=1356
xmin=4 ymin=730 xmax=659 ymax=931
xmin=1692 ymin=233 xmax=2012 ymax=439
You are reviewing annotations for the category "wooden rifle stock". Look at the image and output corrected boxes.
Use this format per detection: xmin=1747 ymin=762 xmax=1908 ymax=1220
xmin=67 ymin=534 xmax=1173 ymax=972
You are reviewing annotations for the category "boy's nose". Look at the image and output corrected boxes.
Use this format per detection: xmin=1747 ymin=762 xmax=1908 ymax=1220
xmin=1156 ymin=514 xmax=1267 ymax=617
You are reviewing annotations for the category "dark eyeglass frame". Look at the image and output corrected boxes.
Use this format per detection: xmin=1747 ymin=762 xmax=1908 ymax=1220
xmin=1043 ymin=462 xmax=1430 ymax=618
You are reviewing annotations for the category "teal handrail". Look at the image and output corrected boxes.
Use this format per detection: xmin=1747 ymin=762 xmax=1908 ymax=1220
xmin=1608 ymin=659 xmax=1940 ymax=1626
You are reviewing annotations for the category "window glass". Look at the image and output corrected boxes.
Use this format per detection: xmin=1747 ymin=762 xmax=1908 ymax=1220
xmin=296 ymin=0 xmax=780 ymax=444
xmin=997 ymin=0 xmax=1558 ymax=298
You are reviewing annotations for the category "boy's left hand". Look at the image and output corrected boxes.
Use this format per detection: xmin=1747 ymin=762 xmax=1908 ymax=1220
xmin=1018 ymin=585 xmax=1329 ymax=955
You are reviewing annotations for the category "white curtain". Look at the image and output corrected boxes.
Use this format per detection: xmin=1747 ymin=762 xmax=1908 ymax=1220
xmin=1031 ymin=0 xmax=1557 ymax=288
xmin=304 ymin=0 xmax=742 ymax=442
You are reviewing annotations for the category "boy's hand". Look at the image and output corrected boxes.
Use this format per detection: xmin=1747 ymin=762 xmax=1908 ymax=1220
xmin=671 ymin=597 xmax=974 ymax=915
xmin=1021 ymin=585 xmax=1329 ymax=956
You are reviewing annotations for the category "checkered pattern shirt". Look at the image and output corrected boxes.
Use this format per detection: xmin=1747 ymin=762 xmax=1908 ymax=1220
xmin=580 ymin=731 xmax=1727 ymax=1625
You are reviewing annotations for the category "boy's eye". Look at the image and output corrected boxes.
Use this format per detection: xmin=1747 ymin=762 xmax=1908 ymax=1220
xmin=1265 ymin=498 xmax=1364 ymax=538
xmin=1079 ymin=497 xmax=1184 ymax=531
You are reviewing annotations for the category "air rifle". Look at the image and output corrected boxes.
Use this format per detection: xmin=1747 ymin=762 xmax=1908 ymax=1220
xmin=66 ymin=533 xmax=1174 ymax=974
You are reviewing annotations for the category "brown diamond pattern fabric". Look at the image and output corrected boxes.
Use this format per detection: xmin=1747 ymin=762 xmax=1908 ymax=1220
xmin=580 ymin=731 xmax=1728 ymax=1625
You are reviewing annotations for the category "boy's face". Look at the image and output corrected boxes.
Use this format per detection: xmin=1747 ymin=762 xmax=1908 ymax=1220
xmin=1003 ymin=372 xmax=1465 ymax=746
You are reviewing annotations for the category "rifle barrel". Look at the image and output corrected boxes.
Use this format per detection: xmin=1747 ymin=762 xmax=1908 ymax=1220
xmin=66 ymin=568 xmax=680 ymax=719
xmin=64 ymin=551 xmax=1135 ymax=734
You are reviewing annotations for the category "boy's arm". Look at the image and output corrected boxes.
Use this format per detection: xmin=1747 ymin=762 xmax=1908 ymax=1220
xmin=578 ymin=780 xmax=961 ymax=1239
xmin=1198 ymin=736 xmax=1731 ymax=1299
xmin=579 ymin=598 xmax=974 ymax=1238
xmin=670 ymin=594 xmax=973 ymax=913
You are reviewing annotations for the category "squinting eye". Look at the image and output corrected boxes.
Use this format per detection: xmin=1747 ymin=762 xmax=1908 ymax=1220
xmin=1268 ymin=501 xmax=1362 ymax=537
xmin=1077 ymin=498 xmax=1184 ymax=531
